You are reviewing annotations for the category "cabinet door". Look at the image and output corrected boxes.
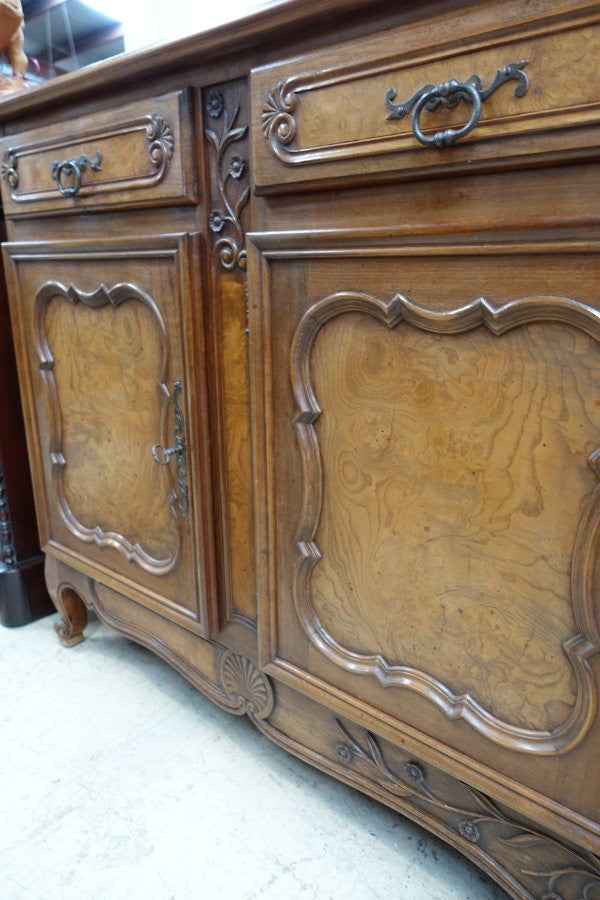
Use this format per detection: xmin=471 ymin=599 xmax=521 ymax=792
xmin=4 ymin=235 xmax=213 ymax=634
xmin=249 ymin=231 xmax=600 ymax=835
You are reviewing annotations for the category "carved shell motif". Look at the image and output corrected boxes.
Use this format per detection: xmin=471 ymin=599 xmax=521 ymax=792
xmin=261 ymin=80 xmax=297 ymax=147
xmin=145 ymin=114 xmax=174 ymax=175
xmin=2 ymin=150 xmax=18 ymax=189
xmin=218 ymin=651 xmax=274 ymax=720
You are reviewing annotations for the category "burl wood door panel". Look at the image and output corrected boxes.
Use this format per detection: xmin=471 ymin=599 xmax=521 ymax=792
xmin=4 ymin=235 xmax=213 ymax=634
xmin=249 ymin=232 xmax=600 ymax=840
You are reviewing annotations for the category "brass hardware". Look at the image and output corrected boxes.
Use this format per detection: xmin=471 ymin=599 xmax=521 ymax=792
xmin=385 ymin=60 xmax=529 ymax=148
xmin=151 ymin=379 xmax=189 ymax=517
xmin=51 ymin=151 xmax=103 ymax=196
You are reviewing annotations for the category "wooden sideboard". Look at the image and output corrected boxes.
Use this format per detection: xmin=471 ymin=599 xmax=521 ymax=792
xmin=1 ymin=1 xmax=599 ymax=895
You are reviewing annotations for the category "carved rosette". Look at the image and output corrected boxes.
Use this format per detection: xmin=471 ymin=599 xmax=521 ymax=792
xmin=0 ymin=467 xmax=16 ymax=568
xmin=218 ymin=650 xmax=274 ymax=720
xmin=204 ymin=88 xmax=250 ymax=271
xmin=2 ymin=150 xmax=18 ymax=190
xmin=261 ymin=80 xmax=298 ymax=153
xmin=145 ymin=114 xmax=174 ymax=178
xmin=334 ymin=719 xmax=600 ymax=898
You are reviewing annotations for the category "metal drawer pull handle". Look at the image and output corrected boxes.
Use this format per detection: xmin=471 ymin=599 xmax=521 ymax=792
xmin=51 ymin=150 xmax=103 ymax=196
xmin=385 ymin=60 xmax=529 ymax=148
xmin=151 ymin=379 xmax=189 ymax=518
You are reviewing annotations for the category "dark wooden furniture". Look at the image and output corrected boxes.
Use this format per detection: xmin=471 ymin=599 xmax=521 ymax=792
xmin=0 ymin=216 xmax=52 ymax=626
xmin=1 ymin=1 xmax=600 ymax=895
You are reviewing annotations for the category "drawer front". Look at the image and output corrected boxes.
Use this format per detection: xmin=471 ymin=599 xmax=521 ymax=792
xmin=0 ymin=90 xmax=195 ymax=215
xmin=252 ymin=0 xmax=600 ymax=190
xmin=3 ymin=235 xmax=213 ymax=636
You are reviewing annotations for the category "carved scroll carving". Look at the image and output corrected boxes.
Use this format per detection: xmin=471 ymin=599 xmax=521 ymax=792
xmin=35 ymin=281 xmax=181 ymax=575
xmin=204 ymin=88 xmax=250 ymax=271
xmin=291 ymin=291 xmax=600 ymax=754
xmin=1 ymin=149 xmax=18 ymax=189
xmin=261 ymin=80 xmax=298 ymax=162
xmin=145 ymin=114 xmax=174 ymax=177
xmin=334 ymin=719 xmax=600 ymax=899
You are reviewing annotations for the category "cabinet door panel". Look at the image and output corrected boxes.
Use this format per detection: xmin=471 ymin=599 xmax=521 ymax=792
xmin=4 ymin=235 xmax=212 ymax=634
xmin=249 ymin=233 xmax=600 ymax=833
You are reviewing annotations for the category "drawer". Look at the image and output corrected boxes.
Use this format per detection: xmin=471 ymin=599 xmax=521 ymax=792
xmin=251 ymin=0 xmax=600 ymax=191
xmin=0 ymin=90 xmax=195 ymax=215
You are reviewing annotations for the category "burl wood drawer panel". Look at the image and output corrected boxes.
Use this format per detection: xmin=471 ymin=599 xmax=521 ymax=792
xmin=0 ymin=90 xmax=195 ymax=216
xmin=252 ymin=0 xmax=600 ymax=190
xmin=3 ymin=235 xmax=214 ymax=636
xmin=248 ymin=231 xmax=600 ymax=851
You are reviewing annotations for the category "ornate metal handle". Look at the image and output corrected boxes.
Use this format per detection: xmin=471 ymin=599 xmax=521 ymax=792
xmin=51 ymin=150 xmax=102 ymax=196
xmin=385 ymin=61 xmax=529 ymax=148
xmin=151 ymin=379 xmax=189 ymax=518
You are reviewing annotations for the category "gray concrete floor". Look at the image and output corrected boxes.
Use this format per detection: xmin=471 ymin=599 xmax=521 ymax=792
xmin=0 ymin=612 xmax=508 ymax=900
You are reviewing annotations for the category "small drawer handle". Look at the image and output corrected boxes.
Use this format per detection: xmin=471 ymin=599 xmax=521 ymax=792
xmin=51 ymin=150 xmax=103 ymax=196
xmin=151 ymin=379 xmax=189 ymax=518
xmin=385 ymin=60 xmax=529 ymax=148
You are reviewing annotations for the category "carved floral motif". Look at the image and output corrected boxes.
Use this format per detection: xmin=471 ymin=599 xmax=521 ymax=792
xmin=204 ymin=89 xmax=249 ymax=271
xmin=335 ymin=719 xmax=600 ymax=899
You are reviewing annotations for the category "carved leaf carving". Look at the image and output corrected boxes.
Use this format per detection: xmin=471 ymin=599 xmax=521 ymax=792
xmin=334 ymin=719 xmax=600 ymax=899
xmin=204 ymin=87 xmax=249 ymax=271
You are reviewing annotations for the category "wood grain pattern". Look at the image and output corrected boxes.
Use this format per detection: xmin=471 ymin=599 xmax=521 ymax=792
xmin=38 ymin=282 xmax=179 ymax=571
xmin=291 ymin=289 xmax=600 ymax=753
xmin=313 ymin=312 xmax=596 ymax=726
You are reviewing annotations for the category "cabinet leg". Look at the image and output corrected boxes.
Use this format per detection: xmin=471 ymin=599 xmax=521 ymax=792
xmin=45 ymin=555 xmax=88 ymax=647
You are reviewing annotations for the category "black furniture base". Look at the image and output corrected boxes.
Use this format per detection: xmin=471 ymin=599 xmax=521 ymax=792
xmin=0 ymin=555 xmax=53 ymax=627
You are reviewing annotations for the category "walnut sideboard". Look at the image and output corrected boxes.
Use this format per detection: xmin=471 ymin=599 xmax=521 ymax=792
xmin=1 ymin=1 xmax=600 ymax=895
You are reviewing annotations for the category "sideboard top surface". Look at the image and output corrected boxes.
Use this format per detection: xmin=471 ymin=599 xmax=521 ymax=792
xmin=0 ymin=0 xmax=511 ymax=124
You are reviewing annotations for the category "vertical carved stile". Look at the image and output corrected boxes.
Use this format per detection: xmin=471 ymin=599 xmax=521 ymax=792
xmin=204 ymin=87 xmax=250 ymax=271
